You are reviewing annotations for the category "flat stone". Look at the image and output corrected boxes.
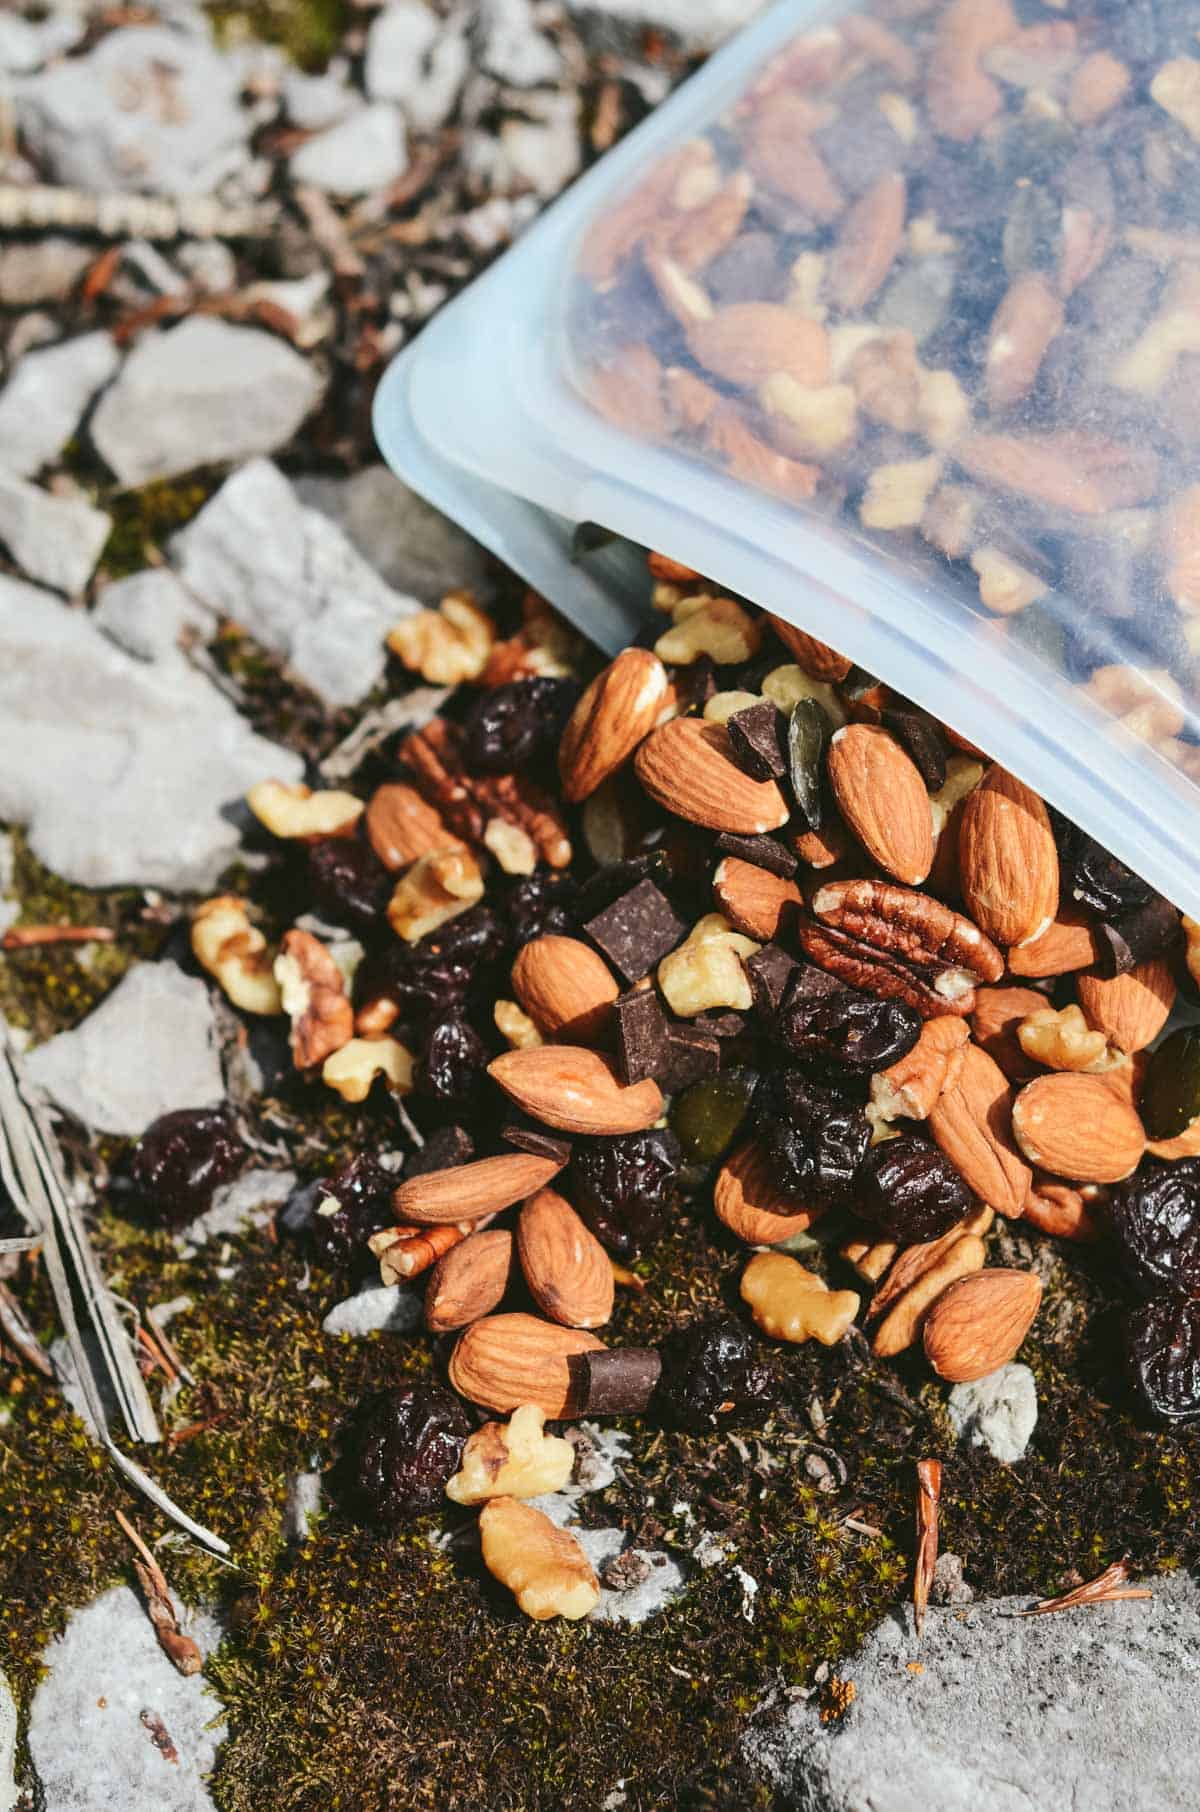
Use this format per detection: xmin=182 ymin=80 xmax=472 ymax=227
xmin=746 ymin=1574 xmax=1200 ymax=1812
xmin=365 ymin=2 xmax=470 ymax=131
xmin=322 ymin=1283 xmax=423 ymax=1337
xmin=283 ymin=67 xmax=360 ymax=132
xmin=0 ymin=475 xmax=111 ymax=595
xmin=295 ymin=464 xmax=493 ymax=604
xmin=0 ymin=238 xmax=93 ymax=307
xmin=91 ymin=317 xmax=322 ymax=487
xmin=282 ymin=1470 xmax=323 ymax=1543
xmin=478 ymin=0 xmax=562 ymax=85
xmin=499 ymin=92 xmax=581 ymax=197
xmin=27 ymin=1585 xmax=224 ymax=1812
xmin=172 ymin=459 xmax=421 ymax=707
xmin=92 ymin=569 xmax=216 ymax=665
xmin=289 ymin=103 xmax=407 ymax=197
xmin=0 ymin=1670 xmax=15 ymax=1812
xmin=947 ymin=1362 xmax=1039 ymax=1465
xmin=569 ymin=0 xmax=765 ymax=48
xmin=24 ymin=962 xmax=223 ymax=1137
xmin=0 ymin=577 xmax=303 ymax=888
xmin=15 ymin=25 xmax=249 ymax=197
xmin=0 ymin=332 xmax=120 ymax=479
xmin=0 ymin=12 xmax=83 ymax=74
xmin=178 ymin=1168 xmax=297 ymax=1251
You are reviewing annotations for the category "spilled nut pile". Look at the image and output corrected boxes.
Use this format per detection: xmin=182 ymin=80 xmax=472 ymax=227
xmin=151 ymin=557 xmax=1200 ymax=1623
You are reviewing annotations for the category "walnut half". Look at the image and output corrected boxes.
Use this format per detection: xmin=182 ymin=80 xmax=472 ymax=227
xmin=479 ymin=1496 xmax=600 ymax=1621
xmin=190 ymin=895 xmax=281 ymax=1016
xmin=445 ymin=1404 xmax=575 ymax=1505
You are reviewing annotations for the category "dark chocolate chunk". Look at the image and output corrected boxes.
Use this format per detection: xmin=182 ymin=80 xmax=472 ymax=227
xmin=674 ymin=654 xmax=718 ymax=713
xmin=579 ymin=1347 xmax=663 ymax=1415
xmin=745 ymin=943 xmax=800 ymax=1015
xmin=585 ymin=880 xmax=687 ymax=983
xmin=727 ymin=699 xmax=787 ymax=781
xmin=574 ymin=855 xmax=672 ymax=925
xmin=881 ymin=709 xmax=947 ymax=792
xmin=715 ymin=832 xmax=798 ymax=878
xmin=402 ymin=1124 xmax=474 ymax=1178
xmin=501 ymin=1123 xmax=573 ymax=1165
xmin=615 ymin=987 xmax=670 ymax=1085
xmin=693 ymin=1008 xmax=751 ymax=1039
xmin=658 ymin=1024 xmax=721 ymax=1093
xmin=1097 ymin=895 xmax=1181 ymax=977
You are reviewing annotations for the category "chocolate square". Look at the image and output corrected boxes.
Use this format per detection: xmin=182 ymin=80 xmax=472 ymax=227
xmin=693 ymin=1008 xmax=750 ymax=1039
xmin=727 ymin=699 xmax=787 ymax=780
xmin=715 ymin=832 xmax=798 ymax=878
xmin=615 ymin=987 xmax=670 ymax=1086
xmin=658 ymin=1024 xmax=721 ymax=1093
xmin=585 ymin=880 xmax=687 ymax=983
xmin=744 ymin=943 xmax=799 ymax=1015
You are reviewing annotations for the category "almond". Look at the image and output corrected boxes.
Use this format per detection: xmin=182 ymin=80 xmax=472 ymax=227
xmin=826 ymin=724 xmax=934 ymax=886
xmin=958 ymin=766 xmax=1059 ymax=948
xmin=425 ymin=1228 xmax=515 ymax=1333
xmin=713 ymin=856 xmax=802 ymax=941
xmin=872 ymin=1234 xmax=989 ymax=1358
xmin=927 ymin=1042 xmax=1031 ymax=1218
xmin=687 ymin=303 xmax=831 ymax=390
xmin=971 ymin=985 xmax=1050 ymax=1081
xmin=559 ymin=648 xmax=670 ymax=803
xmin=922 ymin=1267 xmax=1042 ymax=1382
xmin=448 ymin=1313 xmax=604 ymax=1417
xmin=828 ymin=172 xmax=907 ymax=313
xmin=517 ymin=1188 xmax=613 ymax=1329
xmin=763 ymin=615 xmax=853 ymax=682
xmin=365 ymin=782 xmax=465 ymax=871
xmin=394 ymin=1151 xmax=566 ymax=1226
xmin=1011 ymin=1072 xmax=1145 ymax=1182
xmin=868 ymin=1207 xmax=994 ymax=1322
xmin=511 ymin=936 xmax=619 ymax=1043
xmin=985 ymin=274 xmax=1064 ymax=411
xmin=487 ymin=1046 xmax=663 ymax=1136
xmin=714 ymin=1140 xmax=825 ymax=1246
xmin=634 ymin=718 xmax=790 ymax=835
xmin=1076 ymin=960 xmax=1175 ymax=1054
xmin=1005 ymin=909 xmax=1101 ymax=977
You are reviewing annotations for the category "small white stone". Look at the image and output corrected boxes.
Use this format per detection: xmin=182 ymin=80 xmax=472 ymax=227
xmin=0 ymin=1670 xmax=16 ymax=1812
xmin=0 ymin=474 xmax=110 ymax=595
xmin=365 ymin=2 xmax=470 ymax=131
xmin=0 ymin=332 xmax=120 ymax=479
xmin=93 ymin=570 xmax=215 ymax=665
xmin=947 ymin=1362 xmax=1038 ymax=1464
xmin=177 ymin=1169 xmax=297 ymax=1252
xmin=282 ymin=1470 xmax=323 ymax=1543
xmin=322 ymin=1284 xmax=423 ymax=1337
xmin=290 ymin=103 xmax=407 ymax=197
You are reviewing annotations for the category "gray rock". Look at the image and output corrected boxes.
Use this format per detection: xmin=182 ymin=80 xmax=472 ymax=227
xmin=0 ymin=474 xmax=111 ymax=595
xmin=0 ymin=12 xmax=82 ymax=74
xmin=282 ymin=1470 xmax=323 ymax=1543
xmin=498 ymin=91 xmax=581 ymax=197
xmin=0 ymin=332 xmax=121 ymax=479
xmin=92 ymin=569 xmax=216 ymax=665
xmin=178 ymin=1169 xmax=297 ymax=1251
xmin=15 ymin=25 xmax=249 ymax=197
xmin=569 ymin=0 xmax=765 ymax=48
xmin=0 ymin=238 xmax=93 ymax=307
xmin=295 ymin=464 xmax=493 ymax=604
xmin=365 ymin=2 xmax=470 ymax=131
xmin=478 ymin=0 xmax=562 ymax=85
xmin=0 ymin=1670 xmax=15 ymax=1812
xmin=947 ymin=1363 xmax=1038 ymax=1465
xmin=172 ymin=459 xmax=420 ymax=707
xmin=24 ymin=962 xmax=223 ymax=1136
xmin=590 ymin=1545 xmax=687 ymax=1625
xmin=91 ymin=317 xmax=323 ymax=487
xmin=27 ymin=1585 xmax=224 ymax=1812
xmin=746 ymin=1575 xmax=1200 ymax=1812
xmin=0 ymin=576 xmax=303 ymax=888
xmin=283 ymin=67 xmax=360 ymax=132
xmin=322 ymin=1283 xmax=423 ymax=1337
xmin=289 ymin=103 xmax=407 ymax=196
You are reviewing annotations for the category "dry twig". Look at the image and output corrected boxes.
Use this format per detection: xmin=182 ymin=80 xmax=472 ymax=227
xmin=114 ymin=1509 xmax=204 ymax=1676
xmin=913 ymin=1458 xmax=942 ymax=1638
xmin=2 ymin=925 xmax=115 ymax=950
xmin=1019 ymin=1559 xmax=1152 ymax=1617
xmin=0 ymin=1279 xmax=53 ymax=1376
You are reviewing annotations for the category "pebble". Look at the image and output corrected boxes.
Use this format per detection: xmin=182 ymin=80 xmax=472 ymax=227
xmin=92 ymin=569 xmax=216 ymax=665
xmin=0 ymin=576 xmax=303 ymax=888
xmin=478 ymin=0 xmax=563 ymax=85
xmin=91 ymin=317 xmax=323 ymax=487
xmin=177 ymin=1169 xmax=297 ymax=1252
xmin=27 ymin=1586 xmax=224 ymax=1812
xmin=947 ymin=1362 xmax=1039 ymax=1465
xmin=171 ymin=458 xmax=421 ymax=708
xmin=0 ymin=1671 xmax=14 ymax=1812
xmin=295 ymin=464 xmax=494 ymax=604
xmin=0 ymin=239 xmax=93 ymax=308
xmin=0 ymin=11 xmax=82 ymax=74
xmin=0 ymin=333 xmax=121 ymax=480
xmin=321 ymin=1283 xmax=424 ymax=1338
xmin=289 ymin=103 xmax=408 ymax=197
xmin=569 ymin=0 xmax=766 ymax=47
xmin=282 ymin=1471 xmax=323 ymax=1544
xmin=498 ymin=92 xmax=582 ymax=197
xmin=24 ymin=962 xmax=224 ymax=1137
xmin=283 ymin=66 xmax=361 ymax=132
xmin=0 ymin=475 xmax=111 ymax=596
xmin=365 ymin=2 xmax=470 ymax=131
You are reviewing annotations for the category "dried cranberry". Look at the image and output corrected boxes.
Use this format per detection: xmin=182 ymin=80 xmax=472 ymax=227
xmin=570 ymin=1127 xmax=682 ymax=1259
xmin=334 ymin=1384 xmax=470 ymax=1523
xmin=506 ymin=872 xmax=577 ymax=945
xmin=1125 ymin=1295 xmax=1200 ymax=1424
xmin=855 ymin=1136 xmax=973 ymax=1242
xmin=418 ymin=1014 xmax=490 ymax=1105
xmin=306 ymin=837 xmax=391 ymax=937
xmin=120 ymin=1108 xmax=245 ymax=1228
xmin=757 ymin=1072 xmax=868 ymax=1203
xmin=654 ymin=1318 xmax=782 ymax=1431
xmin=1110 ymin=1160 xmax=1200 ymax=1297
xmin=354 ymin=905 xmax=506 ymax=1026
xmin=776 ymin=966 xmax=920 ymax=1075
xmin=1057 ymin=822 xmax=1155 ymax=919
xmin=309 ymin=1154 xmax=396 ymax=1275
xmin=460 ymin=678 xmax=579 ymax=775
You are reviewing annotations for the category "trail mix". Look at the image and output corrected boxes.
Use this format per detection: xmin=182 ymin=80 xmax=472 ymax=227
xmin=570 ymin=0 xmax=1200 ymax=771
xmin=126 ymin=565 xmax=1200 ymax=1620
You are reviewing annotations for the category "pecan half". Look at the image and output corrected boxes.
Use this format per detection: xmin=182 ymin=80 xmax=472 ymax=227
xmin=811 ymin=879 xmax=1004 ymax=988
xmin=400 ymin=719 xmax=572 ymax=870
xmin=794 ymin=917 xmax=975 ymax=1020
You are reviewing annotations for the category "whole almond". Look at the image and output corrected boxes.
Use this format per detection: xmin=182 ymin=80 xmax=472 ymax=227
xmin=927 ymin=1042 xmax=1031 ymax=1218
xmin=512 ymin=936 xmax=619 ymax=1043
xmin=425 ymin=1228 xmax=514 ymax=1333
xmin=517 ymin=1188 xmax=613 ymax=1329
xmin=448 ymin=1312 xmax=604 ymax=1417
xmin=394 ymin=1151 xmax=566 ymax=1226
xmin=827 ymin=724 xmax=934 ymax=886
xmin=868 ymin=1207 xmax=994 ymax=1322
xmin=559 ymin=648 xmax=670 ymax=803
xmin=365 ymin=782 xmax=465 ymax=870
xmin=922 ymin=1267 xmax=1042 ymax=1382
xmin=764 ymin=614 xmax=853 ymax=682
xmin=714 ymin=1140 xmax=824 ymax=1246
xmin=1005 ymin=909 xmax=1101 ymax=977
xmin=488 ymin=1046 xmax=663 ymax=1135
xmin=985 ymin=273 xmax=1064 ymax=411
xmin=635 ymin=718 xmax=790 ymax=835
xmin=713 ymin=857 xmax=802 ymax=941
xmin=687 ymin=303 xmax=831 ymax=390
xmin=958 ymin=766 xmax=1059 ymax=948
xmin=1011 ymin=1072 xmax=1145 ymax=1182
xmin=829 ymin=171 xmax=907 ymax=312
xmin=1076 ymin=960 xmax=1175 ymax=1054
xmin=872 ymin=1233 xmax=988 ymax=1358
xmin=970 ymin=984 xmax=1050 ymax=1081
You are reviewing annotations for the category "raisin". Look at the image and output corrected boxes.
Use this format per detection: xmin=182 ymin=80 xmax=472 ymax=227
xmin=654 ymin=1318 xmax=782 ymax=1431
xmin=119 ymin=1108 xmax=245 ymax=1228
xmin=775 ymin=966 xmax=920 ymax=1075
xmin=306 ymin=837 xmax=391 ymax=937
xmin=855 ymin=1136 xmax=973 ymax=1242
xmin=670 ymin=1070 xmax=758 ymax=1166
xmin=506 ymin=872 xmax=577 ymax=945
xmin=460 ymin=678 xmax=579 ymax=775
xmin=1110 ymin=1159 xmax=1200 ymax=1296
xmin=570 ymin=1127 xmax=682 ymax=1259
xmin=1126 ymin=1295 xmax=1200 ymax=1424
xmin=309 ymin=1154 xmax=396 ymax=1276
xmin=1057 ymin=822 xmax=1155 ymax=919
xmin=418 ymin=1014 xmax=490 ymax=1105
xmin=333 ymin=1384 xmax=471 ymax=1523
xmin=354 ymin=905 xmax=506 ymax=1026
xmin=403 ymin=1124 xmax=475 ymax=1178
xmin=1140 ymin=1030 xmax=1200 ymax=1141
xmin=757 ymin=1072 xmax=868 ymax=1203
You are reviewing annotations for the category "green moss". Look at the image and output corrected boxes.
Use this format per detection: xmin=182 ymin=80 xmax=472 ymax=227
xmin=99 ymin=477 xmax=215 ymax=580
xmin=205 ymin=0 xmax=347 ymax=71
